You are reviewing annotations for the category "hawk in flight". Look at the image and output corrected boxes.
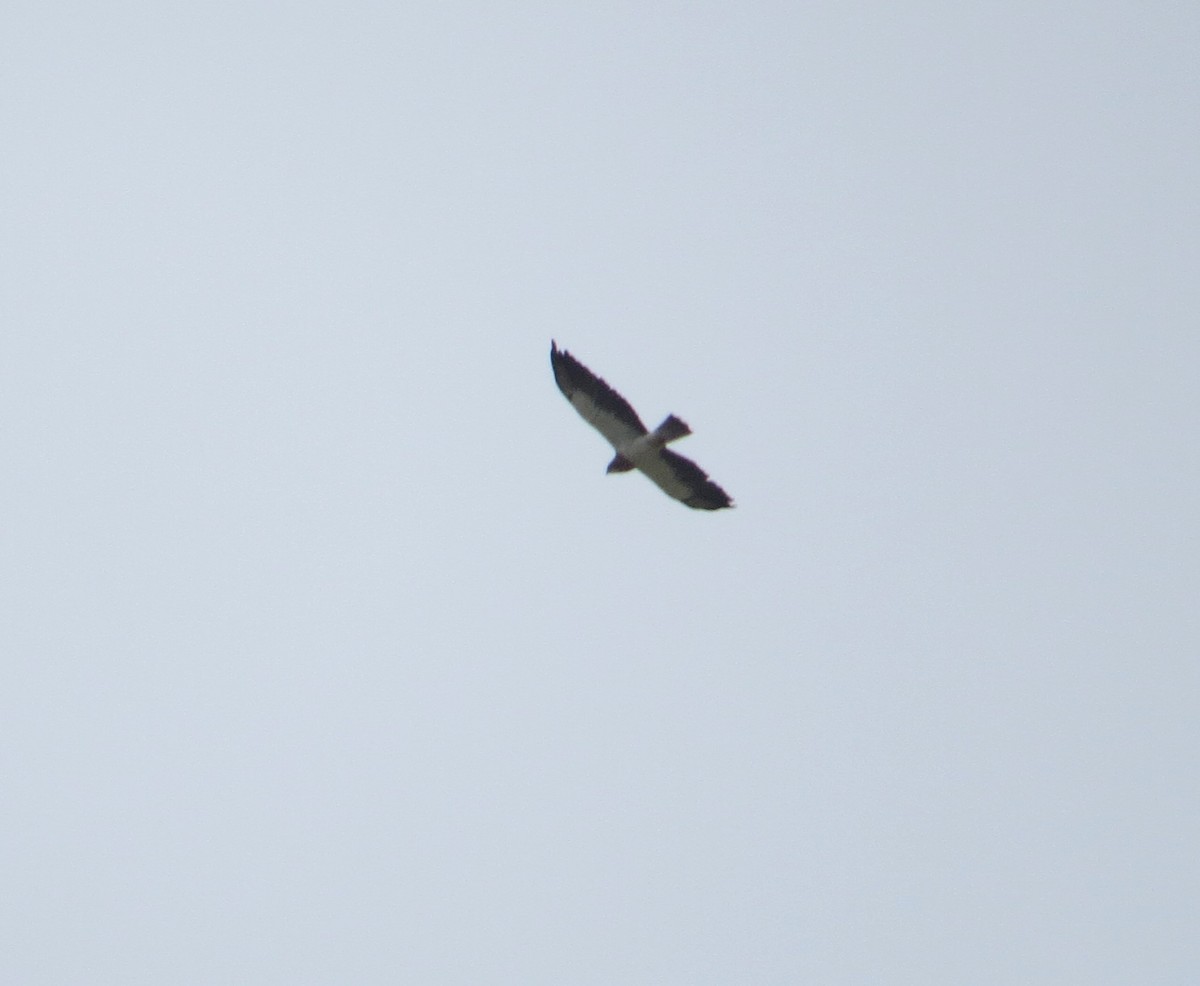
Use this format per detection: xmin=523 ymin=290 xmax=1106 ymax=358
xmin=551 ymin=341 xmax=733 ymax=510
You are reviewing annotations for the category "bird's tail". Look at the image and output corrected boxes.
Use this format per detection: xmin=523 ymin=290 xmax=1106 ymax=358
xmin=651 ymin=414 xmax=692 ymax=446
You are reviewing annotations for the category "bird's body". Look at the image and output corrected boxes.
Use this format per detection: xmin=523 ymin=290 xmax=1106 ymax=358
xmin=550 ymin=341 xmax=733 ymax=510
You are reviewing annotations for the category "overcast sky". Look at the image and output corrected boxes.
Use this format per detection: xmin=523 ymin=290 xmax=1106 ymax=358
xmin=3 ymin=3 xmax=1198 ymax=983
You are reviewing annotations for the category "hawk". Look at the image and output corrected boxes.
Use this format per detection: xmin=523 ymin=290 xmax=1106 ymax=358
xmin=550 ymin=341 xmax=733 ymax=510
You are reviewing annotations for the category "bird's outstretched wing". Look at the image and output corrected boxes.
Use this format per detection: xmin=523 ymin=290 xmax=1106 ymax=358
xmin=550 ymin=340 xmax=647 ymax=448
xmin=639 ymin=447 xmax=734 ymax=510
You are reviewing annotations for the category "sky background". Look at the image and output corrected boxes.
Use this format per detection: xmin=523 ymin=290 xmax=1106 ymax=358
xmin=3 ymin=2 xmax=1198 ymax=982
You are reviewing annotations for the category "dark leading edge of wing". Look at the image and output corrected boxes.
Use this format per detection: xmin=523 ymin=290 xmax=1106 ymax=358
xmin=661 ymin=449 xmax=734 ymax=510
xmin=550 ymin=340 xmax=647 ymax=436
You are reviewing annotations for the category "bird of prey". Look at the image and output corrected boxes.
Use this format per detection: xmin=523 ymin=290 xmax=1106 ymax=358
xmin=550 ymin=340 xmax=733 ymax=510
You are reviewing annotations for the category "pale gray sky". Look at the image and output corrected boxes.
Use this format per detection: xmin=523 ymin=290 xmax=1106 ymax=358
xmin=3 ymin=3 xmax=1198 ymax=983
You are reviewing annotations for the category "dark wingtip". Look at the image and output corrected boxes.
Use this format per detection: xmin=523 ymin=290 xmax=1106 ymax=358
xmin=550 ymin=340 xmax=572 ymax=396
xmin=684 ymin=487 xmax=734 ymax=510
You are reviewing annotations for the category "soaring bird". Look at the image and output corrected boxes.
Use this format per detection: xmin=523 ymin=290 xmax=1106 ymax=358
xmin=550 ymin=341 xmax=733 ymax=510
